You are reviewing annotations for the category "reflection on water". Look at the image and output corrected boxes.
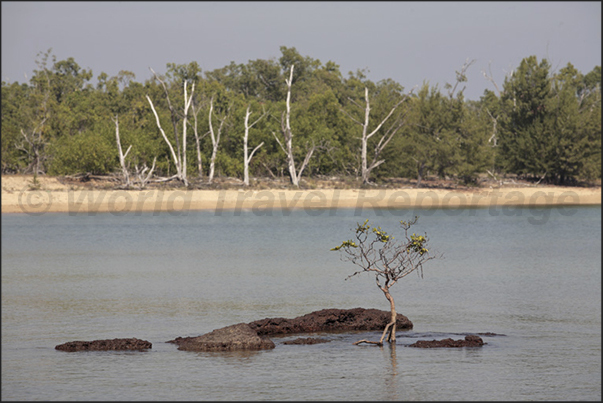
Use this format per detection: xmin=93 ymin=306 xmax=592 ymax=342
xmin=1 ymin=207 xmax=601 ymax=400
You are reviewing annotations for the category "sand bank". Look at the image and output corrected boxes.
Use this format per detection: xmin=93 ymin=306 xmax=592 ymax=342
xmin=2 ymin=175 xmax=600 ymax=215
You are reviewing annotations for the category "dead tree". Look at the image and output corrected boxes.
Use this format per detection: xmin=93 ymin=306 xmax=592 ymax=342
xmin=481 ymin=61 xmax=504 ymax=147
xmin=272 ymin=65 xmax=316 ymax=188
xmin=112 ymin=115 xmax=157 ymax=189
xmin=190 ymin=96 xmax=209 ymax=179
xmin=132 ymin=157 xmax=157 ymax=189
xmin=207 ymin=96 xmax=230 ymax=184
xmin=243 ymin=105 xmax=266 ymax=186
xmin=446 ymin=58 xmax=476 ymax=98
xmin=112 ymin=115 xmax=132 ymax=187
xmin=342 ymin=86 xmax=412 ymax=185
xmin=146 ymin=67 xmax=194 ymax=186
xmin=331 ymin=217 xmax=439 ymax=346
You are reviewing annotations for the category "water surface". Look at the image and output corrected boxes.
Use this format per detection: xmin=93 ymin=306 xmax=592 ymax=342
xmin=2 ymin=206 xmax=601 ymax=400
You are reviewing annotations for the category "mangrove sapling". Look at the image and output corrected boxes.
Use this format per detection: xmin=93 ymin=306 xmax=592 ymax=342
xmin=331 ymin=217 xmax=439 ymax=346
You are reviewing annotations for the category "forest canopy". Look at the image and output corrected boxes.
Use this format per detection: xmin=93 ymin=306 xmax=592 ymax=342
xmin=2 ymin=46 xmax=600 ymax=187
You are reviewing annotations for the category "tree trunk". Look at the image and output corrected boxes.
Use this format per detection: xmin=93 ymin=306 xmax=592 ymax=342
xmin=348 ymin=87 xmax=409 ymax=185
xmin=207 ymin=97 xmax=227 ymax=185
xmin=146 ymin=95 xmax=185 ymax=185
xmin=284 ymin=65 xmax=298 ymax=186
xmin=243 ymin=105 xmax=265 ymax=186
xmin=192 ymin=104 xmax=204 ymax=178
xmin=353 ymin=286 xmax=398 ymax=346
xmin=147 ymin=69 xmax=194 ymax=187
xmin=181 ymin=81 xmax=194 ymax=184
xmin=272 ymin=65 xmax=315 ymax=188
xmin=379 ymin=288 xmax=397 ymax=344
xmin=112 ymin=115 xmax=132 ymax=188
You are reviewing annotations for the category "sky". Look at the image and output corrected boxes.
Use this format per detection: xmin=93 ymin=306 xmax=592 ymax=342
xmin=1 ymin=1 xmax=601 ymax=101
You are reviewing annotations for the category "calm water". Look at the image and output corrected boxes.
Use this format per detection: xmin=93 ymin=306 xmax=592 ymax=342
xmin=2 ymin=205 xmax=601 ymax=401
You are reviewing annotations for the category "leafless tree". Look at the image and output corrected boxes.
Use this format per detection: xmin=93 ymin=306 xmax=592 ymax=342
xmin=131 ymin=158 xmax=157 ymax=189
xmin=243 ymin=105 xmax=267 ymax=186
xmin=207 ymin=96 xmax=231 ymax=184
xmin=481 ymin=61 xmax=507 ymax=147
xmin=446 ymin=58 xmax=476 ymax=98
xmin=331 ymin=217 xmax=440 ymax=346
xmin=146 ymin=67 xmax=194 ymax=186
xmin=112 ymin=115 xmax=132 ymax=187
xmin=272 ymin=65 xmax=316 ymax=187
xmin=112 ymin=114 xmax=156 ymax=189
xmin=342 ymin=87 xmax=412 ymax=185
xmin=190 ymin=96 xmax=209 ymax=179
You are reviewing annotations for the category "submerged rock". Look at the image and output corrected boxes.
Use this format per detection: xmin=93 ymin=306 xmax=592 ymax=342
xmin=282 ymin=337 xmax=331 ymax=345
xmin=169 ymin=323 xmax=275 ymax=352
xmin=247 ymin=307 xmax=413 ymax=336
xmin=408 ymin=335 xmax=485 ymax=348
xmin=55 ymin=338 xmax=152 ymax=352
xmin=166 ymin=308 xmax=412 ymax=352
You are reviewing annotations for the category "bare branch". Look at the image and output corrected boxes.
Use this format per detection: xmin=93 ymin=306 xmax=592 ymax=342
xmin=481 ymin=61 xmax=501 ymax=96
xmin=272 ymin=131 xmax=287 ymax=154
xmin=448 ymin=58 xmax=476 ymax=98
xmin=249 ymin=142 xmax=264 ymax=162
xmin=146 ymin=94 xmax=181 ymax=176
xmin=296 ymin=142 xmax=316 ymax=180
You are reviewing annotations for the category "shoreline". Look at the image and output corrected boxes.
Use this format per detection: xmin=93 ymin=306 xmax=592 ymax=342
xmin=2 ymin=176 xmax=600 ymax=215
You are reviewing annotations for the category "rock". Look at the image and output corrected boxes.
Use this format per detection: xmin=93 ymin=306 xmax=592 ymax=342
xmin=169 ymin=323 xmax=275 ymax=352
xmin=282 ymin=337 xmax=331 ymax=345
xmin=55 ymin=338 xmax=152 ymax=352
xmin=477 ymin=332 xmax=504 ymax=336
xmin=408 ymin=335 xmax=485 ymax=348
xmin=247 ymin=307 xmax=413 ymax=336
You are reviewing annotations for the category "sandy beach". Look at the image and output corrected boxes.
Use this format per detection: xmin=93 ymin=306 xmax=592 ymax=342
xmin=2 ymin=175 xmax=600 ymax=215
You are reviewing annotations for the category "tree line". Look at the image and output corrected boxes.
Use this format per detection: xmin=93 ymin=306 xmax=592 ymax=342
xmin=2 ymin=46 xmax=600 ymax=187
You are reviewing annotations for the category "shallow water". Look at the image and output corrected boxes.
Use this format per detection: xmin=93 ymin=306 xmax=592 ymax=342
xmin=2 ymin=206 xmax=601 ymax=400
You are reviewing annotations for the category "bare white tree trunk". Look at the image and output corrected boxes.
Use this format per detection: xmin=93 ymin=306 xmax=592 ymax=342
xmin=481 ymin=62 xmax=505 ymax=148
xmin=113 ymin=114 xmax=158 ymax=189
xmin=485 ymin=108 xmax=499 ymax=146
xmin=133 ymin=157 xmax=157 ymax=189
xmin=147 ymin=68 xmax=194 ymax=186
xmin=243 ymin=105 xmax=266 ymax=186
xmin=112 ymin=115 xmax=132 ymax=188
xmin=181 ymin=81 xmax=194 ymax=183
xmin=272 ymin=65 xmax=316 ymax=188
xmin=190 ymin=100 xmax=208 ymax=179
xmin=346 ymin=87 xmax=411 ymax=185
xmin=207 ymin=96 xmax=229 ymax=184
xmin=146 ymin=94 xmax=183 ymax=182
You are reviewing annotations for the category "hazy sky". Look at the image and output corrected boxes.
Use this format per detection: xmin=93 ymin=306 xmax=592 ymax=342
xmin=2 ymin=1 xmax=601 ymax=100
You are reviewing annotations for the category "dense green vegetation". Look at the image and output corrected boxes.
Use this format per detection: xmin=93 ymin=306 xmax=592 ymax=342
xmin=2 ymin=47 xmax=600 ymax=187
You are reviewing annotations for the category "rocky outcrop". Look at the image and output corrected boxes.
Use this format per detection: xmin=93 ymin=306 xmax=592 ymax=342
xmin=408 ymin=335 xmax=485 ymax=348
xmin=168 ymin=323 xmax=275 ymax=352
xmin=166 ymin=308 xmax=411 ymax=352
xmin=248 ymin=307 xmax=412 ymax=336
xmin=55 ymin=338 xmax=152 ymax=352
xmin=282 ymin=337 xmax=331 ymax=345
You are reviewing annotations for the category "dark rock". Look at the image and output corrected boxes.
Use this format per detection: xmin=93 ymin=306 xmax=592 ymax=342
xmin=170 ymin=323 xmax=275 ymax=352
xmin=247 ymin=307 xmax=412 ymax=336
xmin=408 ymin=335 xmax=485 ymax=348
xmin=55 ymin=338 xmax=152 ymax=352
xmin=283 ymin=337 xmax=331 ymax=345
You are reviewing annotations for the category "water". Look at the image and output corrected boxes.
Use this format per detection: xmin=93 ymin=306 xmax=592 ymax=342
xmin=2 ymin=206 xmax=601 ymax=400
